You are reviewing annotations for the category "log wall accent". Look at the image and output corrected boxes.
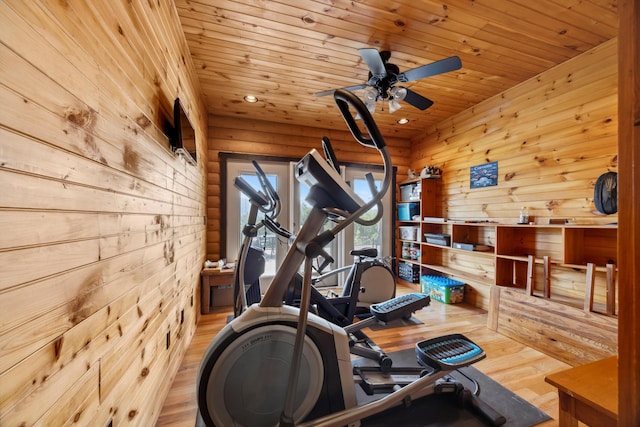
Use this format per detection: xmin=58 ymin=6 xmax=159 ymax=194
xmin=205 ymin=116 xmax=412 ymax=261
xmin=0 ymin=1 xmax=206 ymax=426
xmin=412 ymin=38 xmax=618 ymax=226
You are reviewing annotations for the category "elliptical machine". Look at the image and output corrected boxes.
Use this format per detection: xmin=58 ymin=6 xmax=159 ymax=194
xmin=197 ymin=90 xmax=494 ymax=427
xmin=308 ymin=136 xmax=396 ymax=318
xmin=232 ymin=154 xmax=396 ymax=326
xmin=231 ymin=158 xmax=406 ymax=370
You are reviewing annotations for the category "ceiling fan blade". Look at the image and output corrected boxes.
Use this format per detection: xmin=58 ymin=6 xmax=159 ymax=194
xmin=358 ymin=48 xmax=387 ymax=80
xmin=396 ymin=56 xmax=462 ymax=83
xmin=315 ymin=84 xmax=368 ymax=97
xmin=403 ymin=88 xmax=434 ymax=110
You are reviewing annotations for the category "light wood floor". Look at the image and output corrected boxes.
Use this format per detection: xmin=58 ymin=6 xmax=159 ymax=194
xmin=156 ymin=284 xmax=569 ymax=426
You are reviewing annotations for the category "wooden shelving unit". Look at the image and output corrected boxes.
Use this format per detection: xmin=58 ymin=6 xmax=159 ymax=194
xmin=395 ymin=177 xmax=619 ymax=365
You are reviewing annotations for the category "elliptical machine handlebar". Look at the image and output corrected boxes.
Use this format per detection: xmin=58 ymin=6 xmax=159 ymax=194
xmin=321 ymin=136 xmax=384 ymax=227
xmin=333 ymin=90 xmax=386 ymax=150
xmin=321 ymin=136 xmax=341 ymax=172
xmin=233 ymin=176 xmax=270 ymax=209
xmin=252 ymin=160 xmax=281 ymax=218
xmin=318 ymin=89 xmax=392 ymax=237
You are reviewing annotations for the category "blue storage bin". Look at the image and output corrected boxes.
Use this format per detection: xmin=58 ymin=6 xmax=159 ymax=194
xmin=398 ymin=203 xmax=419 ymax=221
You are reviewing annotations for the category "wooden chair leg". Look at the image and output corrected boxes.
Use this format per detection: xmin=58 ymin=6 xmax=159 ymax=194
xmin=606 ymin=263 xmax=616 ymax=316
xmin=526 ymin=255 xmax=535 ymax=296
xmin=584 ymin=263 xmax=596 ymax=313
xmin=543 ymin=255 xmax=551 ymax=298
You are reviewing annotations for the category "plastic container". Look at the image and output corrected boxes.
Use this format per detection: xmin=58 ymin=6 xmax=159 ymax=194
xmin=399 ymin=262 xmax=420 ymax=283
xmin=398 ymin=203 xmax=419 ymax=221
xmin=402 ymin=242 xmax=420 ymax=260
xmin=399 ymin=226 xmax=419 ymax=241
xmin=420 ymin=275 xmax=465 ymax=304
xmin=400 ymin=182 xmax=420 ymax=201
xmin=519 ymin=206 xmax=529 ymax=224
xmin=424 ymin=233 xmax=451 ymax=246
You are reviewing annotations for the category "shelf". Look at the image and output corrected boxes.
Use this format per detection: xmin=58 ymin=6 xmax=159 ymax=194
xmin=399 ymin=258 xmax=421 ymax=266
xmin=423 ymin=264 xmax=494 ymax=286
xmin=421 ymin=242 xmax=451 ymax=249
xmin=395 ymin=172 xmax=618 ymax=312
xmin=496 ymin=254 xmax=561 ymax=264
xmin=450 ymin=246 xmax=495 ymax=257
xmin=561 ymin=263 xmax=617 ymax=272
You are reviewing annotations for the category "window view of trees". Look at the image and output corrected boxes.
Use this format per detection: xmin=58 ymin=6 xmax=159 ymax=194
xmin=238 ymin=173 xmax=279 ymax=275
xmin=298 ymin=177 xmax=382 ymax=253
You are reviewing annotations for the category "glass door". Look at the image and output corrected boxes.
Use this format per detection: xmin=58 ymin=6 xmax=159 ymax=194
xmin=343 ymin=167 xmax=392 ymax=263
xmin=226 ymin=159 xmax=290 ymax=291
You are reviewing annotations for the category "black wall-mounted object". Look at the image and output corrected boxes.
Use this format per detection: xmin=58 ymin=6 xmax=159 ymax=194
xmin=171 ymin=97 xmax=197 ymax=165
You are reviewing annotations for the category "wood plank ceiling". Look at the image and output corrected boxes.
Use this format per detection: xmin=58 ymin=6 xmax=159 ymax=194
xmin=175 ymin=0 xmax=618 ymax=140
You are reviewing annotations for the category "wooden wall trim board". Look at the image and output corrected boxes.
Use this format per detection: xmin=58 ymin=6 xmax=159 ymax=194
xmin=617 ymin=0 xmax=640 ymax=424
xmin=0 ymin=1 xmax=206 ymax=425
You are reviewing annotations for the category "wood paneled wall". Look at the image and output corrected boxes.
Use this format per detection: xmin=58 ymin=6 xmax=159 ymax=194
xmin=0 ymin=1 xmax=206 ymax=426
xmin=409 ymin=38 xmax=619 ymax=362
xmin=411 ymin=38 xmax=618 ymax=226
xmin=206 ymin=116 xmax=411 ymax=261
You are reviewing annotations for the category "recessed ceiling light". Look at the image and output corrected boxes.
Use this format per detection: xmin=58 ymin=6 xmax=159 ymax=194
xmin=244 ymin=95 xmax=259 ymax=103
xmin=397 ymin=118 xmax=409 ymax=125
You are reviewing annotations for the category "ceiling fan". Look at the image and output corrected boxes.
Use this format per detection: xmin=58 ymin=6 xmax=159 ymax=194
xmin=316 ymin=48 xmax=462 ymax=113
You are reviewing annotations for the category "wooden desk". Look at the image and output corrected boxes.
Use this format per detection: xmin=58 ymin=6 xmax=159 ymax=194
xmin=545 ymin=356 xmax=618 ymax=427
xmin=200 ymin=268 xmax=235 ymax=314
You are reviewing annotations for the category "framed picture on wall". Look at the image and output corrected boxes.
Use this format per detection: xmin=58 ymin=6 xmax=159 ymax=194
xmin=470 ymin=161 xmax=498 ymax=189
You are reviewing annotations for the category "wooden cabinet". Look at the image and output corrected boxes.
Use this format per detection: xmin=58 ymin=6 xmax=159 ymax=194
xmin=395 ymin=176 xmax=618 ymax=364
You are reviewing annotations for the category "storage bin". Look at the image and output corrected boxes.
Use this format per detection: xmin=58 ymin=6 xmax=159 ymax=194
xmin=398 ymin=262 xmax=420 ymax=283
xmin=420 ymin=275 xmax=464 ymax=304
xmin=399 ymin=226 xmax=419 ymax=241
xmin=424 ymin=233 xmax=451 ymax=246
xmin=397 ymin=203 xmax=420 ymax=221
xmin=402 ymin=242 xmax=421 ymax=260
xmin=400 ymin=182 xmax=420 ymax=201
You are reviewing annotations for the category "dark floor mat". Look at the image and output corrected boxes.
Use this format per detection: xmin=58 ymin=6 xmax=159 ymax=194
xmin=355 ymin=349 xmax=551 ymax=427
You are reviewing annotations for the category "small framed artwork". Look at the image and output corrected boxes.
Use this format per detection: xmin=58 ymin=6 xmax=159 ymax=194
xmin=470 ymin=161 xmax=498 ymax=189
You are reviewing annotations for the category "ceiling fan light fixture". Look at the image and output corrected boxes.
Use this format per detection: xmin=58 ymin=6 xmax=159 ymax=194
xmin=388 ymin=98 xmax=402 ymax=113
xmin=364 ymin=87 xmax=378 ymax=101
xmin=390 ymin=86 xmax=407 ymax=101
xmin=243 ymin=95 xmax=259 ymax=103
xmin=363 ymin=87 xmax=378 ymax=113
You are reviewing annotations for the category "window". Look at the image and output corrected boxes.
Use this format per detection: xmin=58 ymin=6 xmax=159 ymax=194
xmin=225 ymin=159 xmax=290 ymax=291
xmin=225 ymin=156 xmax=392 ymax=292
